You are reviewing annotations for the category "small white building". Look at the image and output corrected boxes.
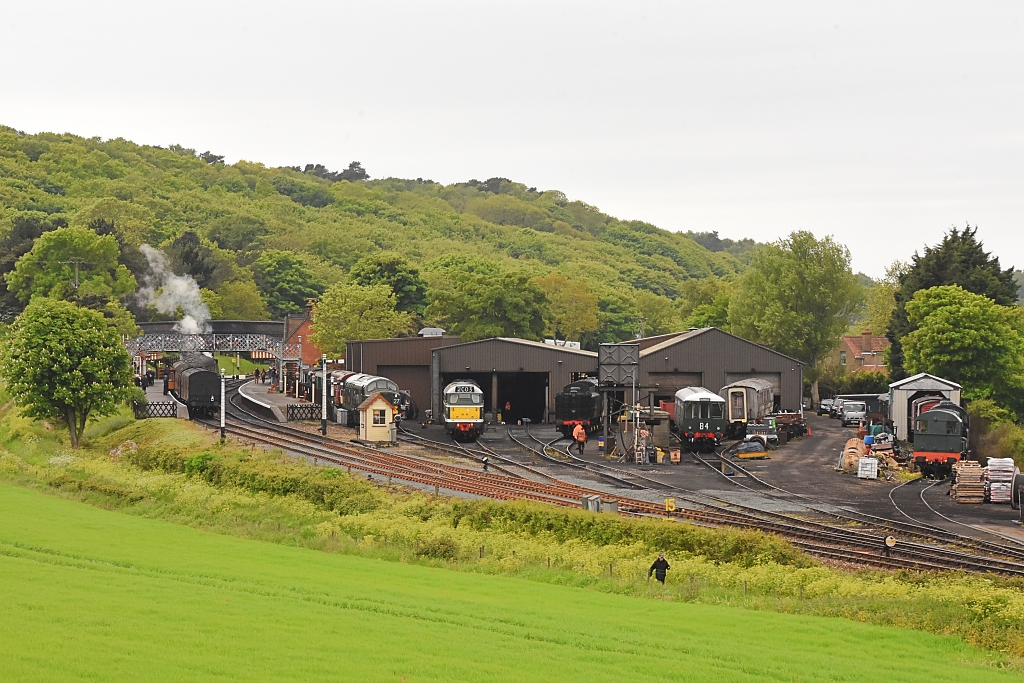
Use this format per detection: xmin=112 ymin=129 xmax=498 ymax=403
xmin=889 ymin=373 xmax=962 ymax=440
xmin=357 ymin=392 xmax=398 ymax=445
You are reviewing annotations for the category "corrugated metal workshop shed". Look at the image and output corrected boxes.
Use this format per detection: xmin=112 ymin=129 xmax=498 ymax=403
xmin=636 ymin=328 xmax=804 ymax=412
xmin=346 ymin=335 xmax=462 ymax=415
xmin=431 ymin=338 xmax=598 ymax=424
xmin=888 ymin=373 xmax=962 ymax=440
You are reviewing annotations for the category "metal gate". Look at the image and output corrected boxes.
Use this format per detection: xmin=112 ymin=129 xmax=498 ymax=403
xmin=133 ymin=402 xmax=178 ymax=419
xmin=287 ymin=404 xmax=321 ymax=421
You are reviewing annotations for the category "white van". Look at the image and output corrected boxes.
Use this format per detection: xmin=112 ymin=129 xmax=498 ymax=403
xmin=840 ymin=401 xmax=867 ymax=427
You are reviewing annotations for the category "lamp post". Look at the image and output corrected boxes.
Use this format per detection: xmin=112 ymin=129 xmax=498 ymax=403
xmin=321 ymin=354 xmax=328 ymax=436
xmin=220 ymin=368 xmax=226 ymax=441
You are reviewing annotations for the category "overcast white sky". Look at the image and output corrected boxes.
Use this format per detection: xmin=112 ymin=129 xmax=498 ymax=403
xmin=1 ymin=2 xmax=1020 ymax=277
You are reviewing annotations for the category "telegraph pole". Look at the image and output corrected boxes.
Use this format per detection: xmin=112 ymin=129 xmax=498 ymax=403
xmin=321 ymin=354 xmax=328 ymax=436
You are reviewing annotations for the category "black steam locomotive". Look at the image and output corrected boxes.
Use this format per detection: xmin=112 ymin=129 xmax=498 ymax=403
xmin=554 ymin=377 xmax=603 ymax=437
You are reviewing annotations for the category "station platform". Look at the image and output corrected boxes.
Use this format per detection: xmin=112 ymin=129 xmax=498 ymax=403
xmin=143 ymin=382 xmax=188 ymax=418
xmin=238 ymin=380 xmax=309 ymax=422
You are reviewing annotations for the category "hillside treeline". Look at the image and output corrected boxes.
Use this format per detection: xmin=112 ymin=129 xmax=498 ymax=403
xmin=0 ymin=127 xmax=745 ymax=346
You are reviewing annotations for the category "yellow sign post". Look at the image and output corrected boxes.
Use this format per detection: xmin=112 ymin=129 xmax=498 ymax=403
xmin=664 ymin=497 xmax=676 ymax=512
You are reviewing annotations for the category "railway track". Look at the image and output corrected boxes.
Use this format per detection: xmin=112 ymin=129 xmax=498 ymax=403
xmin=196 ymin=391 xmax=1024 ymax=575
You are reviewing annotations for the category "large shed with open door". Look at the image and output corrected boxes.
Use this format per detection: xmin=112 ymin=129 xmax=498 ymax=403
xmin=431 ymin=338 xmax=598 ymax=424
xmin=635 ymin=327 xmax=804 ymax=412
xmin=888 ymin=373 xmax=962 ymax=441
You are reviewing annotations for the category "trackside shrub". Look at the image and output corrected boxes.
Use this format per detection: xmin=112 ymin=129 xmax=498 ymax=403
xmin=448 ymin=499 xmax=806 ymax=567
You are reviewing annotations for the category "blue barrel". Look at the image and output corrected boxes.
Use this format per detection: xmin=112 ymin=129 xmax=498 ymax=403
xmin=864 ymin=435 xmax=875 ymax=445
xmin=597 ymin=436 xmax=605 ymax=452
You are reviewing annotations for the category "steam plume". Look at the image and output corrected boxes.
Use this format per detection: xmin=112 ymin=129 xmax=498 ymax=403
xmin=137 ymin=244 xmax=212 ymax=334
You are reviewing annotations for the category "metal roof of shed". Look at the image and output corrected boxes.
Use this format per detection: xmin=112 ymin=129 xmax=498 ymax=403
xmin=888 ymin=373 xmax=961 ymax=391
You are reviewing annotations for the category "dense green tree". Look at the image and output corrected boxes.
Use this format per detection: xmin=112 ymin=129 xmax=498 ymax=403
xmin=164 ymin=231 xmax=234 ymax=290
xmin=862 ymin=261 xmax=907 ymax=337
xmin=632 ymin=290 xmax=683 ymax=336
xmin=252 ymin=250 xmax=325 ymax=317
xmin=217 ymin=279 xmax=270 ymax=320
xmin=0 ymin=298 xmax=134 ymax=448
xmin=350 ymin=252 xmax=428 ymax=315
xmin=888 ymin=226 xmax=1017 ymax=379
xmin=426 ymin=269 xmax=547 ymax=341
xmin=902 ymin=285 xmax=1024 ymax=414
xmin=5 ymin=225 xmax=137 ymax=305
xmin=534 ymin=273 xmax=600 ymax=341
xmin=729 ymin=231 xmax=860 ymax=404
xmin=0 ymin=212 xmax=65 ymax=319
xmin=310 ymin=283 xmax=412 ymax=357
xmin=205 ymin=215 xmax=269 ymax=253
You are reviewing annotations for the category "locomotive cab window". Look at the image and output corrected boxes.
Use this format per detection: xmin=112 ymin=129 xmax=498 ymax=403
xmin=946 ymin=420 xmax=959 ymax=435
xmin=372 ymin=409 xmax=386 ymax=426
xmin=916 ymin=419 xmax=928 ymax=433
xmin=709 ymin=402 xmax=724 ymax=419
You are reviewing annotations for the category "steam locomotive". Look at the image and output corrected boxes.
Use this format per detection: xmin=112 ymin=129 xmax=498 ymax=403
xmin=554 ymin=377 xmax=603 ymax=437
xmin=912 ymin=400 xmax=969 ymax=478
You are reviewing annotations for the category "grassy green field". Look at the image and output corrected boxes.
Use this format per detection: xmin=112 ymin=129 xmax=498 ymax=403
xmin=0 ymin=482 xmax=1016 ymax=682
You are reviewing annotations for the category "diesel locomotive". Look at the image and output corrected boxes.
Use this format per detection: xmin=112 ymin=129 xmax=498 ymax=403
xmin=442 ymin=379 xmax=485 ymax=441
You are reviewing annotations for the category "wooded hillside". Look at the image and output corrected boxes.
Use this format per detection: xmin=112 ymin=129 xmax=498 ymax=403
xmin=0 ymin=126 xmax=745 ymax=345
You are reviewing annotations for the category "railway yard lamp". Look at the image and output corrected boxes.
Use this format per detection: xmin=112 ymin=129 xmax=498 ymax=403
xmin=321 ymin=353 xmax=328 ymax=436
xmin=220 ymin=368 xmax=226 ymax=441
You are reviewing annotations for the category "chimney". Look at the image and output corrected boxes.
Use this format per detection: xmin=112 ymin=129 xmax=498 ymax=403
xmin=862 ymin=329 xmax=872 ymax=353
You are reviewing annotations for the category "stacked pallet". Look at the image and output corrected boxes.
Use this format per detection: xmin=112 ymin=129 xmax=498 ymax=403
xmin=987 ymin=458 xmax=1016 ymax=504
xmin=952 ymin=462 xmax=985 ymax=503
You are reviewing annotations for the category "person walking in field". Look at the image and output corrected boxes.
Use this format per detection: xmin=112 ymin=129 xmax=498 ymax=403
xmin=572 ymin=423 xmax=587 ymax=455
xmin=648 ymin=552 xmax=670 ymax=584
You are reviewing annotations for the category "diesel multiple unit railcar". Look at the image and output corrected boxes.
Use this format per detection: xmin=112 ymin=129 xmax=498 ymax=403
xmin=554 ymin=377 xmax=602 ymax=437
xmin=912 ymin=401 xmax=969 ymax=478
xmin=719 ymin=378 xmax=774 ymax=438
xmin=674 ymin=387 xmax=728 ymax=452
xmin=339 ymin=373 xmax=403 ymax=427
xmin=171 ymin=354 xmax=220 ymax=418
xmin=442 ymin=379 xmax=485 ymax=441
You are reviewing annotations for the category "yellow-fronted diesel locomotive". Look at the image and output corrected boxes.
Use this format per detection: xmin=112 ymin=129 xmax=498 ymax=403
xmin=443 ymin=379 xmax=485 ymax=441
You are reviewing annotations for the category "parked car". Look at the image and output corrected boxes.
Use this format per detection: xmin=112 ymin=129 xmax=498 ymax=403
xmin=830 ymin=398 xmax=845 ymax=419
xmin=840 ymin=401 xmax=867 ymax=427
xmin=817 ymin=399 xmax=834 ymax=416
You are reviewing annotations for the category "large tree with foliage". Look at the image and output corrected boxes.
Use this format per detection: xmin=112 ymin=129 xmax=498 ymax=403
xmin=310 ymin=283 xmax=412 ymax=357
xmin=534 ymin=273 xmax=600 ymax=341
xmin=252 ymin=250 xmax=325 ymax=318
xmin=426 ymin=267 xmax=548 ymax=341
xmin=888 ymin=226 xmax=1017 ymax=379
xmin=0 ymin=212 xmax=66 ymax=319
xmin=729 ymin=231 xmax=860 ymax=404
xmin=902 ymin=285 xmax=1024 ymax=415
xmin=350 ymin=252 xmax=428 ymax=315
xmin=5 ymin=225 xmax=137 ymax=305
xmin=0 ymin=298 xmax=134 ymax=448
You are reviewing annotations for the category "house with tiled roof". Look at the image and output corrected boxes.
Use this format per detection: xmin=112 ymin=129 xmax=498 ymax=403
xmin=831 ymin=329 xmax=889 ymax=374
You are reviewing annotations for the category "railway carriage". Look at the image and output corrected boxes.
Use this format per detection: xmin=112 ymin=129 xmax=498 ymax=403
xmin=170 ymin=354 xmax=221 ymax=418
xmin=442 ymin=380 xmax=485 ymax=441
xmin=719 ymin=378 xmax=774 ymax=438
xmin=554 ymin=377 xmax=602 ymax=437
xmin=674 ymin=387 xmax=728 ymax=452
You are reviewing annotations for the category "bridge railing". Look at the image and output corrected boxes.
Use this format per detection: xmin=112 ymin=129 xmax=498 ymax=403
xmin=125 ymin=334 xmax=301 ymax=360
